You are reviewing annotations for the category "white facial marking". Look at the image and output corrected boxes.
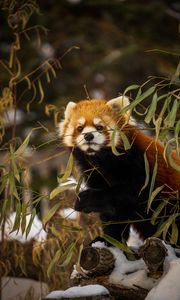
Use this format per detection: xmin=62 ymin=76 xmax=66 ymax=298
xmin=77 ymin=117 xmax=86 ymax=126
xmin=76 ymin=126 xmax=106 ymax=153
xmin=93 ymin=117 xmax=102 ymax=125
xmin=63 ymin=124 xmax=74 ymax=146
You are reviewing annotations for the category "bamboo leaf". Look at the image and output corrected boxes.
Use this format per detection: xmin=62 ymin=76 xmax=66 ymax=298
xmin=147 ymin=155 xmax=158 ymax=212
xmin=111 ymin=129 xmax=124 ymax=156
xmin=0 ymin=198 xmax=11 ymax=223
xmin=50 ymin=183 xmax=76 ymax=200
xmin=43 ymin=202 xmax=61 ymax=225
xmin=9 ymin=172 xmax=19 ymax=200
xmin=103 ymin=234 xmax=132 ymax=254
xmin=170 ymin=221 xmax=178 ymax=245
xmin=59 ymin=242 xmax=75 ymax=267
xmin=164 ymin=140 xmax=180 ymax=172
xmin=174 ymin=120 xmax=180 ymax=155
xmin=60 ymin=152 xmax=74 ymax=183
xmin=26 ymin=208 xmax=36 ymax=238
xmin=38 ymin=79 xmax=44 ymax=104
xmin=162 ymin=215 xmax=177 ymax=242
xmin=47 ymin=248 xmax=62 ymax=278
xmin=119 ymin=131 xmax=131 ymax=150
xmin=123 ymin=84 xmax=140 ymax=95
xmin=15 ymin=131 xmax=32 ymax=156
xmin=144 ymin=92 xmax=158 ymax=124
xmin=148 ymin=185 xmax=164 ymax=213
xmin=11 ymin=202 xmax=21 ymax=233
xmin=10 ymin=144 xmax=20 ymax=182
xmin=139 ymin=152 xmax=150 ymax=195
xmin=151 ymin=200 xmax=167 ymax=225
xmin=121 ymin=86 xmax=156 ymax=114
xmin=164 ymin=99 xmax=179 ymax=128
xmin=21 ymin=203 xmax=27 ymax=235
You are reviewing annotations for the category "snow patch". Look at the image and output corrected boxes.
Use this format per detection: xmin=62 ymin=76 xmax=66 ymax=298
xmin=127 ymin=226 xmax=144 ymax=250
xmin=0 ymin=212 xmax=47 ymax=243
xmin=109 ymin=246 xmax=156 ymax=290
xmin=59 ymin=176 xmax=87 ymax=192
xmin=145 ymin=259 xmax=180 ymax=300
xmin=59 ymin=208 xmax=79 ymax=220
xmin=45 ymin=284 xmax=109 ymax=299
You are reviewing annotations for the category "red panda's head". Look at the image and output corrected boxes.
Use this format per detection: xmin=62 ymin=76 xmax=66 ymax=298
xmin=59 ymin=96 xmax=131 ymax=154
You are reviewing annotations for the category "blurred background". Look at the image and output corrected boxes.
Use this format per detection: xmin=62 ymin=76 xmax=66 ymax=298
xmin=0 ymin=0 xmax=179 ymax=299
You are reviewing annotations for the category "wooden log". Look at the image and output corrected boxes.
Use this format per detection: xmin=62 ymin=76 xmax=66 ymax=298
xmin=139 ymin=237 xmax=168 ymax=279
xmin=80 ymin=247 xmax=115 ymax=276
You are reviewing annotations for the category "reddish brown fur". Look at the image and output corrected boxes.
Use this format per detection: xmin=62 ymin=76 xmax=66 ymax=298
xmin=131 ymin=127 xmax=180 ymax=194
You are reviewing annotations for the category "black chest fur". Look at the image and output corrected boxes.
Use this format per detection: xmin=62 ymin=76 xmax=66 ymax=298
xmin=73 ymin=146 xmax=147 ymax=193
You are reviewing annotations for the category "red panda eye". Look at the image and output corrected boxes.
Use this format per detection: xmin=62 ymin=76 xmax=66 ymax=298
xmin=77 ymin=126 xmax=84 ymax=133
xmin=96 ymin=125 xmax=104 ymax=132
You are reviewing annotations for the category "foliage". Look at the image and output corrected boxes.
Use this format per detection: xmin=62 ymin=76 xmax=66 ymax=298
xmin=0 ymin=0 xmax=179 ymax=297
xmin=0 ymin=0 xmax=81 ymax=293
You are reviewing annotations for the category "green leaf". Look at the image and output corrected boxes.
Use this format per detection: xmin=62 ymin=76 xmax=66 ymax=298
xmin=26 ymin=208 xmax=36 ymax=238
xmin=170 ymin=221 xmax=178 ymax=245
xmin=164 ymin=140 xmax=180 ymax=172
xmin=50 ymin=183 xmax=76 ymax=200
xmin=151 ymin=200 xmax=167 ymax=225
xmin=47 ymin=248 xmax=62 ymax=278
xmin=111 ymin=129 xmax=124 ymax=156
xmin=9 ymin=172 xmax=19 ymax=200
xmin=103 ymin=234 xmax=132 ymax=254
xmin=21 ymin=203 xmax=27 ymax=235
xmin=119 ymin=131 xmax=131 ymax=150
xmin=144 ymin=92 xmax=158 ymax=124
xmin=123 ymin=84 xmax=140 ymax=95
xmin=10 ymin=145 xmax=20 ymax=182
xmin=148 ymin=185 xmax=164 ymax=213
xmin=174 ymin=120 xmax=180 ymax=155
xmin=121 ymin=86 xmax=156 ymax=114
xmin=59 ymin=152 xmax=74 ymax=183
xmin=59 ymin=242 xmax=75 ymax=267
xmin=15 ymin=131 xmax=32 ymax=156
xmin=147 ymin=155 xmax=158 ymax=212
xmin=0 ymin=198 xmax=11 ymax=223
xmin=164 ymin=99 xmax=179 ymax=128
xmin=162 ymin=214 xmax=178 ymax=242
xmin=139 ymin=152 xmax=150 ymax=195
xmin=11 ymin=202 xmax=21 ymax=233
xmin=43 ymin=202 xmax=61 ymax=225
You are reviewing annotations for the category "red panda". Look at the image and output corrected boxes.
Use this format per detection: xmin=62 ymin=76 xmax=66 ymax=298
xmin=59 ymin=97 xmax=180 ymax=246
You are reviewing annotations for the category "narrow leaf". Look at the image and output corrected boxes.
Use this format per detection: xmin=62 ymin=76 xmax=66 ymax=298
xmin=151 ymin=200 xmax=167 ymax=225
xmin=148 ymin=185 xmax=164 ymax=213
xmin=119 ymin=131 xmax=131 ymax=150
xmin=11 ymin=202 xmax=21 ymax=233
xmin=103 ymin=234 xmax=132 ymax=254
xmin=47 ymin=249 xmax=62 ymax=278
xmin=111 ymin=129 xmax=124 ymax=156
xmin=139 ymin=152 xmax=150 ymax=195
xmin=15 ymin=131 xmax=32 ymax=156
xmin=26 ymin=208 xmax=36 ymax=238
xmin=60 ymin=152 xmax=74 ymax=183
xmin=43 ymin=202 xmax=61 ymax=225
xmin=145 ymin=92 xmax=158 ymax=124
xmin=164 ymin=141 xmax=180 ymax=172
xmin=170 ymin=221 xmax=178 ymax=245
xmin=50 ymin=183 xmax=76 ymax=200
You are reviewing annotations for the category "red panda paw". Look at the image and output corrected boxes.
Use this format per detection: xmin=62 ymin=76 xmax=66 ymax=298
xmin=74 ymin=190 xmax=94 ymax=213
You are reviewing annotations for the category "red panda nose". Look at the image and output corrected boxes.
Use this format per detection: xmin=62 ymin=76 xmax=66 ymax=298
xmin=84 ymin=132 xmax=94 ymax=142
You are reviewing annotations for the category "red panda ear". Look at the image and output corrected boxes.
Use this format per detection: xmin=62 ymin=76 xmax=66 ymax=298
xmin=107 ymin=96 xmax=131 ymax=121
xmin=64 ymin=101 xmax=76 ymax=119
xmin=107 ymin=95 xmax=130 ymax=110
